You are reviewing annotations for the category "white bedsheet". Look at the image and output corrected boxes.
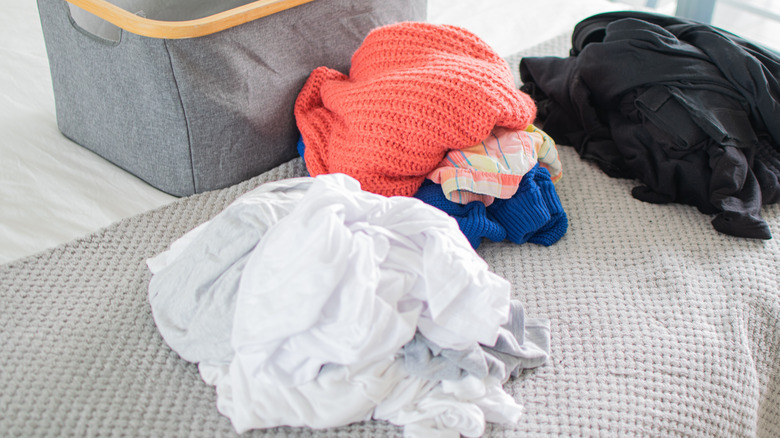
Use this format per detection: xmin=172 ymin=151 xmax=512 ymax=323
xmin=0 ymin=0 xmax=634 ymax=264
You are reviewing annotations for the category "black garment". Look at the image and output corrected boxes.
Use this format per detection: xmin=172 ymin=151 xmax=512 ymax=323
xmin=520 ymin=11 xmax=780 ymax=239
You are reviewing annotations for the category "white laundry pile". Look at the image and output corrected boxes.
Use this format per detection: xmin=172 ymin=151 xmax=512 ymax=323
xmin=147 ymin=174 xmax=550 ymax=437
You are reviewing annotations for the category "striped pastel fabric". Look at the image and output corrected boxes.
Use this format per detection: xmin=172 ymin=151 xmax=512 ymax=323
xmin=428 ymin=126 xmax=550 ymax=205
xmin=527 ymin=124 xmax=563 ymax=182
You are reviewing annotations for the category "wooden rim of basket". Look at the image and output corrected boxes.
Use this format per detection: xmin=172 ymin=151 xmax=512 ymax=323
xmin=65 ymin=0 xmax=316 ymax=39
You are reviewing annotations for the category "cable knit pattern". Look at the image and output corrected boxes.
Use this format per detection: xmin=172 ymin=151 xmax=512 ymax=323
xmin=294 ymin=21 xmax=537 ymax=197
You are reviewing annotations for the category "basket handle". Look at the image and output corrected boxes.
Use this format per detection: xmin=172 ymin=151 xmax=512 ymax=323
xmin=65 ymin=0 xmax=316 ymax=39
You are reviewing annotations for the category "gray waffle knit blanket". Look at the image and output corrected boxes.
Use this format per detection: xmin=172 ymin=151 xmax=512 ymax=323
xmin=2 ymin=35 xmax=779 ymax=437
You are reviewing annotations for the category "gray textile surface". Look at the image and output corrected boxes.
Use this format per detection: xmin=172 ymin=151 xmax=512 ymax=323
xmin=3 ymin=34 xmax=780 ymax=437
xmin=402 ymin=301 xmax=550 ymax=382
xmin=37 ymin=0 xmax=426 ymax=197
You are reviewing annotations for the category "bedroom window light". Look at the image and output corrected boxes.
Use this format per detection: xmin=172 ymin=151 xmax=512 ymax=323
xmin=702 ymin=0 xmax=780 ymax=52
xmin=613 ymin=0 xmax=780 ymax=52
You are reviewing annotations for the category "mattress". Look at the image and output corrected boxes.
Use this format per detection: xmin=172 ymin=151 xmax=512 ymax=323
xmin=2 ymin=91 xmax=778 ymax=436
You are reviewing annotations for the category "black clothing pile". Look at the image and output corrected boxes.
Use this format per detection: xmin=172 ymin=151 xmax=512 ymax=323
xmin=520 ymin=11 xmax=780 ymax=239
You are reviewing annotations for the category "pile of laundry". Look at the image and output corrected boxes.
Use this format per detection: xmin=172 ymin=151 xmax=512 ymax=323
xmin=520 ymin=11 xmax=780 ymax=239
xmin=295 ymin=21 xmax=567 ymax=249
xmin=147 ymin=21 xmax=562 ymax=437
xmin=147 ymin=174 xmax=550 ymax=437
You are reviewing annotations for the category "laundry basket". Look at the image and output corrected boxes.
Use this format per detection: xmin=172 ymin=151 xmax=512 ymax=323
xmin=37 ymin=0 xmax=426 ymax=196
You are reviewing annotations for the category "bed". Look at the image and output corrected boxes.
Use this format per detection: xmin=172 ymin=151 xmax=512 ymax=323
xmin=1 ymin=0 xmax=778 ymax=436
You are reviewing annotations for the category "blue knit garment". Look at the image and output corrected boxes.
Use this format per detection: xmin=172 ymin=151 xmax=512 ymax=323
xmin=527 ymin=166 xmax=568 ymax=246
xmin=415 ymin=165 xmax=567 ymax=249
xmin=297 ymin=135 xmax=306 ymax=159
xmin=414 ymin=182 xmax=506 ymax=248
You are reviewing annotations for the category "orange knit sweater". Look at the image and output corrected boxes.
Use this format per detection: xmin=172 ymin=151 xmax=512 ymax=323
xmin=294 ymin=21 xmax=537 ymax=197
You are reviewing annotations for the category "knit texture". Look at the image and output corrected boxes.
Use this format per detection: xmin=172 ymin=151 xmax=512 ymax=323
xmin=487 ymin=166 xmax=552 ymax=245
xmin=294 ymin=21 xmax=537 ymax=197
xmin=414 ymin=182 xmax=507 ymax=248
xmin=416 ymin=165 xmax=567 ymax=249
xmin=527 ymin=167 xmax=569 ymax=246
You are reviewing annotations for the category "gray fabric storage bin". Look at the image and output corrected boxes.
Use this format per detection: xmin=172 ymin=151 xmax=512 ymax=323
xmin=37 ymin=0 xmax=426 ymax=196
